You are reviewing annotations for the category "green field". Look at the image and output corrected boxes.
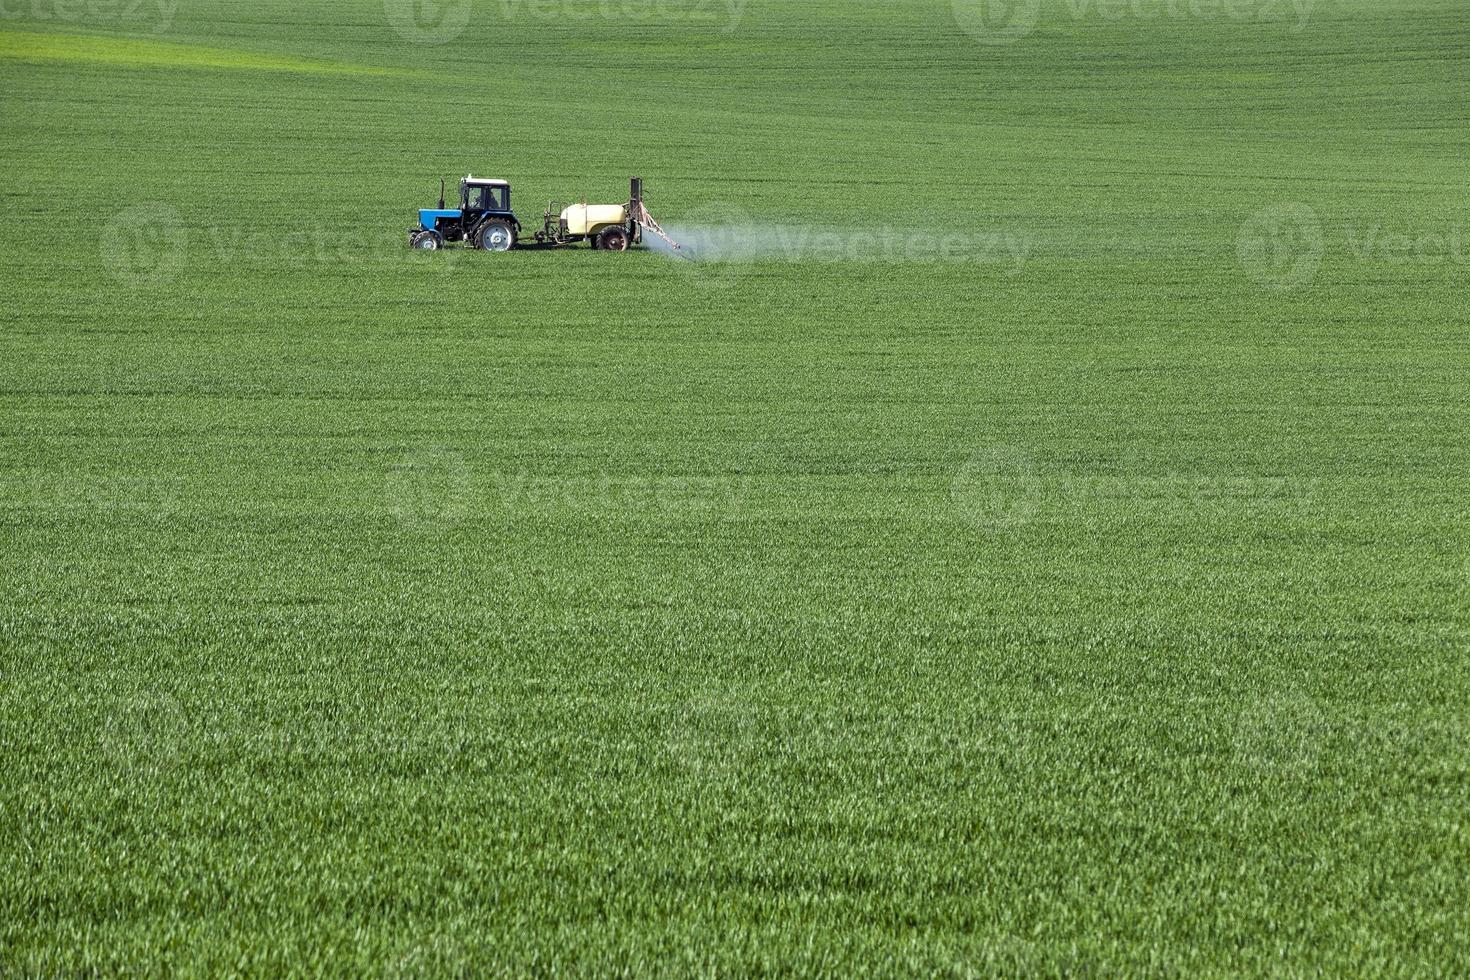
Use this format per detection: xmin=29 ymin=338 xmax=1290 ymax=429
xmin=2 ymin=0 xmax=1468 ymax=972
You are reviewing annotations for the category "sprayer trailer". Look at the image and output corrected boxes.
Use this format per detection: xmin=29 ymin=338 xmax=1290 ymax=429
xmin=407 ymin=176 xmax=682 ymax=255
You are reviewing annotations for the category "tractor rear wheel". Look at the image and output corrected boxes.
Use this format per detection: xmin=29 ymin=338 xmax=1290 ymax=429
xmin=596 ymin=227 xmax=629 ymax=252
xmin=475 ymin=220 xmax=516 ymax=252
xmin=410 ymin=231 xmax=442 ymax=250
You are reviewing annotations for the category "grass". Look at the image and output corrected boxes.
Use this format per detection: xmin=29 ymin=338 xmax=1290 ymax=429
xmin=2 ymin=0 xmax=1469 ymax=973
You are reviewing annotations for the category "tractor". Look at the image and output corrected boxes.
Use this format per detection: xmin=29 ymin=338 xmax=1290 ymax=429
xmin=409 ymin=176 xmax=519 ymax=251
xmin=407 ymin=176 xmax=682 ymax=254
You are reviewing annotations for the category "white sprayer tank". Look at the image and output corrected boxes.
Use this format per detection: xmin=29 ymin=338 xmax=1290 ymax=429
xmin=561 ymin=203 xmax=628 ymax=236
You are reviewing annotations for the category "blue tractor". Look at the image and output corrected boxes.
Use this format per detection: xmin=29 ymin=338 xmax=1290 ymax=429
xmin=408 ymin=175 xmax=520 ymax=251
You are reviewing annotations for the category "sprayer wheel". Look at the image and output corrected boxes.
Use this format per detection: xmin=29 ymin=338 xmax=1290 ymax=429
xmin=596 ymin=227 xmax=630 ymax=252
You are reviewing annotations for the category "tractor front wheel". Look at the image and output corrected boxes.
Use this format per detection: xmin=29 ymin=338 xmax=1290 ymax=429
xmin=475 ymin=220 xmax=516 ymax=252
xmin=410 ymin=231 xmax=442 ymax=250
xmin=596 ymin=227 xmax=629 ymax=252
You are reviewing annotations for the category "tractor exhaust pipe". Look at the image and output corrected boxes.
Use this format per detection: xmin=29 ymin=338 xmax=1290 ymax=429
xmin=438 ymin=178 xmax=445 ymax=210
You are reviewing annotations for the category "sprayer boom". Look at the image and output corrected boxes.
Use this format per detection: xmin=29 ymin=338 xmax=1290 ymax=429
xmin=634 ymin=200 xmax=685 ymax=255
xmin=626 ymin=175 xmax=685 ymax=256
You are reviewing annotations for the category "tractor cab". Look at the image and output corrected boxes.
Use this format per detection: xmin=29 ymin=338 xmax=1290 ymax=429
xmin=462 ymin=178 xmax=510 ymax=214
xmin=409 ymin=175 xmax=520 ymax=251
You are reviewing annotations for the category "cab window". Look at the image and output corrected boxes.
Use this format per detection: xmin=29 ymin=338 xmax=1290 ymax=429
xmin=466 ymin=185 xmax=505 ymax=210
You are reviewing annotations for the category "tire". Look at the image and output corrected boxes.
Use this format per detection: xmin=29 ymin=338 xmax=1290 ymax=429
xmin=410 ymin=231 xmax=442 ymax=250
xmin=475 ymin=220 xmax=515 ymax=252
xmin=596 ymin=226 xmax=629 ymax=252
